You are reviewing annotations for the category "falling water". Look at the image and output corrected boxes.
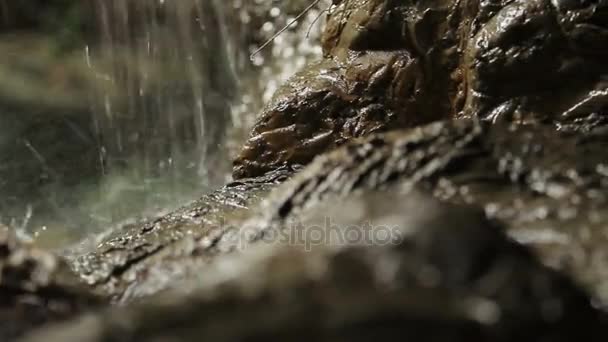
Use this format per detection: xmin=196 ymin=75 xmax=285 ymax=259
xmin=83 ymin=0 xmax=327 ymax=230
xmin=0 ymin=0 xmax=327 ymax=247
xmin=85 ymin=0 xmax=237 ymax=225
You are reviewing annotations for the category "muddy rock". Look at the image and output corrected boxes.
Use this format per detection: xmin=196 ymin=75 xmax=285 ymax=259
xmin=0 ymin=225 xmax=100 ymax=340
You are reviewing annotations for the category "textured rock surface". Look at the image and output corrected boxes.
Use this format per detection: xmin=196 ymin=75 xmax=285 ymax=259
xmin=16 ymin=120 xmax=607 ymax=341
xmin=233 ymin=0 xmax=453 ymax=179
xmin=5 ymin=0 xmax=608 ymax=340
xmin=68 ymin=167 xmax=294 ymax=303
xmin=231 ymin=54 xmax=428 ymax=179
xmin=21 ymin=191 xmax=608 ymax=341
xmin=233 ymin=0 xmax=608 ymax=178
xmin=463 ymin=0 xmax=608 ymax=124
xmin=246 ymin=119 xmax=608 ymax=304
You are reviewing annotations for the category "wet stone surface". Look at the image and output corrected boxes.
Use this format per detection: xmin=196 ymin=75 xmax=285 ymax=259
xmin=244 ymin=119 xmax=608 ymax=305
xmin=67 ymin=166 xmax=294 ymax=303
xmin=233 ymin=0 xmax=608 ymax=178
xmin=19 ymin=120 xmax=608 ymax=341
xmin=20 ymin=191 xmax=608 ymax=341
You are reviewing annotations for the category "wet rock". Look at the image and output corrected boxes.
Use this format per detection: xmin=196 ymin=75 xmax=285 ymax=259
xmin=19 ymin=120 xmax=608 ymax=340
xmin=20 ymin=191 xmax=608 ymax=341
xmin=244 ymin=118 xmax=608 ymax=306
xmin=233 ymin=0 xmax=462 ymax=179
xmin=0 ymin=225 xmax=101 ymax=341
xmin=463 ymin=0 xmax=608 ymax=124
xmin=232 ymin=53 xmax=430 ymax=179
xmin=68 ymin=166 xmax=293 ymax=303
xmin=443 ymin=122 xmax=608 ymax=305
xmin=233 ymin=0 xmax=608 ymax=178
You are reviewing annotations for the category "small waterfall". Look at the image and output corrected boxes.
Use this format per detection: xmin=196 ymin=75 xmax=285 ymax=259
xmin=86 ymin=0 xmax=238 ymax=222
xmin=91 ymin=2 xmax=234 ymax=187
xmin=84 ymin=0 xmax=328 ymax=224
xmin=0 ymin=0 xmax=327 ymax=247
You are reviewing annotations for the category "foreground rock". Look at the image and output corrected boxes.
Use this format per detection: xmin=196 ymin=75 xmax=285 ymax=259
xmin=5 ymin=119 xmax=608 ymax=340
xmin=15 ymin=120 xmax=598 ymax=340
xmin=68 ymin=167 xmax=293 ymax=303
xmin=22 ymin=191 xmax=608 ymax=341
xmin=0 ymin=226 xmax=101 ymax=340
xmin=248 ymin=119 xmax=608 ymax=304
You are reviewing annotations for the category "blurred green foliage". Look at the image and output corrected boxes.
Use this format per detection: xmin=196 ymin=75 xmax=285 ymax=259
xmin=0 ymin=1 xmax=100 ymax=244
xmin=0 ymin=0 xmax=235 ymax=246
xmin=0 ymin=0 xmax=88 ymax=52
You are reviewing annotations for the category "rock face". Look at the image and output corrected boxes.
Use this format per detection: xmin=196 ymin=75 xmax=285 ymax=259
xmin=63 ymin=119 xmax=608 ymax=306
xmin=233 ymin=0 xmax=608 ymax=178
